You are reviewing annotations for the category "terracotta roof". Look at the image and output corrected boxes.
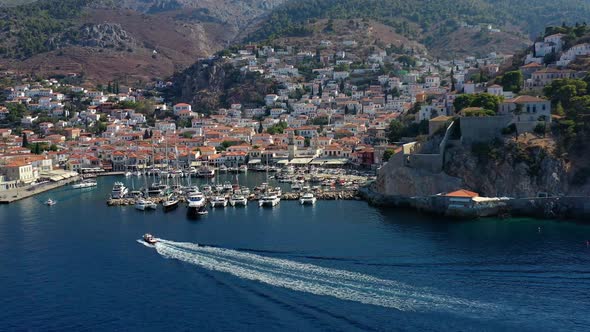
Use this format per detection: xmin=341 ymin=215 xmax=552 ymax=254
xmin=505 ymin=95 xmax=547 ymax=103
xmin=444 ymin=189 xmax=479 ymax=198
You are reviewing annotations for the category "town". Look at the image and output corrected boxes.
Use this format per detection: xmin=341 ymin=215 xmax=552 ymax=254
xmin=0 ymin=23 xmax=589 ymax=210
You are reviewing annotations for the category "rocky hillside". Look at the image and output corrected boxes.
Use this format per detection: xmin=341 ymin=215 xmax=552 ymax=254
xmin=375 ymin=134 xmax=579 ymax=198
xmin=168 ymin=57 xmax=276 ymax=113
xmin=0 ymin=0 xmax=284 ymax=82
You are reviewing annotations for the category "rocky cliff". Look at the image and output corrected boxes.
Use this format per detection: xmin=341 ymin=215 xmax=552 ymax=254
xmin=376 ymin=136 xmax=572 ymax=198
xmin=170 ymin=57 xmax=276 ymax=112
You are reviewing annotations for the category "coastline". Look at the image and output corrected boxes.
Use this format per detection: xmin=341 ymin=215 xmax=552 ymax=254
xmin=0 ymin=175 xmax=81 ymax=204
xmin=359 ymin=185 xmax=590 ymax=220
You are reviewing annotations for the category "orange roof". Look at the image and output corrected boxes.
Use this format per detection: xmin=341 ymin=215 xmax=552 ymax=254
xmin=444 ymin=189 xmax=479 ymax=198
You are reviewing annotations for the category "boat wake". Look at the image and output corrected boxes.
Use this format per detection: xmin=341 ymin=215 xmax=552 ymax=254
xmin=151 ymin=239 xmax=498 ymax=316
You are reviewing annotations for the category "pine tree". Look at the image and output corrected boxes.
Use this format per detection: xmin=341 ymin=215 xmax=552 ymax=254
xmin=450 ymin=68 xmax=456 ymax=92
xmin=21 ymin=133 xmax=28 ymax=147
xmin=107 ymin=82 xmax=112 ymax=93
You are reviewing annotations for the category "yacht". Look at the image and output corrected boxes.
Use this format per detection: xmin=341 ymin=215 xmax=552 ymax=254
xmin=210 ymin=196 xmax=228 ymax=208
xmin=239 ymin=165 xmax=248 ymax=173
xmin=259 ymin=192 xmax=280 ymax=207
xmin=291 ymin=182 xmax=302 ymax=191
xmin=143 ymin=233 xmax=157 ymax=244
xmin=111 ymin=182 xmax=128 ymax=198
xmin=197 ymin=166 xmax=215 ymax=178
xmin=187 ymin=192 xmax=206 ymax=207
xmin=229 ymin=193 xmax=248 ymax=207
xmin=299 ymin=192 xmax=317 ymax=205
xmin=201 ymin=185 xmax=212 ymax=194
xmin=135 ymin=199 xmax=157 ymax=211
xmin=163 ymin=196 xmax=180 ymax=212
xmin=72 ymin=179 xmax=97 ymax=189
xmin=45 ymin=198 xmax=56 ymax=206
xmin=241 ymin=187 xmax=250 ymax=196
xmin=222 ymin=182 xmax=233 ymax=191
xmin=147 ymin=182 xmax=168 ymax=197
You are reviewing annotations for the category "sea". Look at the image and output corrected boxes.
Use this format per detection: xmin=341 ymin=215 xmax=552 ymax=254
xmin=0 ymin=173 xmax=589 ymax=331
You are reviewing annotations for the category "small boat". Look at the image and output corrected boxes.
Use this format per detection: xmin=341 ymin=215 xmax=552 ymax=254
xmin=111 ymin=182 xmax=128 ymax=198
xmin=197 ymin=166 xmax=215 ymax=178
xmin=134 ymin=171 xmax=142 ymax=176
xmin=125 ymin=172 xmax=132 ymax=177
xmin=45 ymin=198 xmax=56 ymax=206
xmin=72 ymin=179 xmax=97 ymax=189
xmin=229 ymin=194 xmax=248 ymax=207
xmin=163 ymin=197 xmax=179 ymax=212
xmin=291 ymin=182 xmax=302 ymax=191
xmin=187 ymin=192 xmax=206 ymax=208
xmin=135 ymin=199 xmax=157 ymax=211
xmin=197 ymin=206 xmax=209 ymax=215
xmin=143 ymin=233 xmax=157 ymax=244
xmin=299 ymin=192 xmax=317 ymax=205
xmin=222 ymin=182 xmax=233 ymax=191
xmin=219 ymin=165 xmax=228 ymax=173
xmin=239 ymin=165 xmax=248 ymax=173
xmin=210 ymin=196 xmax=228 ymax=208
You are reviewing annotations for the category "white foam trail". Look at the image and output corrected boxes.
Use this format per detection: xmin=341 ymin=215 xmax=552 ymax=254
xmin=152 ymin=239 xmax=498 ymax=315
xmin=136 ymin=239 xmax=155 ymax=248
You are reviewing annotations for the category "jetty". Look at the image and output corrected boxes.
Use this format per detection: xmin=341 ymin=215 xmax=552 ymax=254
xmin=0 ymin=173 xmax=80 ymax=204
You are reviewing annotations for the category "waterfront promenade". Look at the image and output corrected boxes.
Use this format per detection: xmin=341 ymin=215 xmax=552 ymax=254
xmin=0 ymin=175 xmax=80 ymax=204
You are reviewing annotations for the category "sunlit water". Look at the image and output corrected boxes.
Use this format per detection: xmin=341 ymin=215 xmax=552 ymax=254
xmin=1 ymin=175 xmax=589 ymax=331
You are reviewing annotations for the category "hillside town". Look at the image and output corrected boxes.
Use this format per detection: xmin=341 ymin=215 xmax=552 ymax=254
xmin=0 ymin=25 xmax=588 ymax=198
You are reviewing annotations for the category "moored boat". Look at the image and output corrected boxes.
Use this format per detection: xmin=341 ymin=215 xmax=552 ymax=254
xmin=72 ymin=179 xmax=97 ymax=189
xmin=135 ymin=199 xmax=157 ymax=211
xmin=210 ymin=196 xmax=228 ymax=208
xmin=259 ymin=192 xmax=280 ymax=207
xmin=229 ymin=194 xmax=248 ymax=207
xmin=163 ymin=197 xmax=179 ymax=212
xmin=111 ymin=182 xmax=128 ymax=198
xmin=299 ymin=192 xmax=317 ymax=205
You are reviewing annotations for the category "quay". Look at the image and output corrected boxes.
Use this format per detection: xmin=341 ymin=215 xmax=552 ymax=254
xmin=107 ymin=190 xmax=359 ymax=206
xmin=0 ymin=173 xmax=80 ymax=204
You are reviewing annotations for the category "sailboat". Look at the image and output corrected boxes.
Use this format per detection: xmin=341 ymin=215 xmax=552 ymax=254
xmin=259 ymin=153 xmax=280 ymax=207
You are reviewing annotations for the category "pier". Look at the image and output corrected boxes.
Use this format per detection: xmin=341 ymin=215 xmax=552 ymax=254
xmin=0 ymin=174 xmax=80 ymax=204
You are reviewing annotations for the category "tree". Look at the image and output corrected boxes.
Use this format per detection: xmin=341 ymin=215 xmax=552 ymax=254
xmin=450 ymin=67 xmax=456 ymax=92
xmin=501 ymin=71 xmax=523 ymax=93
xmin=382 ymin=149 xmax=395 ymax=162
xmin=386 ymin=120 xmax=404 ymax=143
xmin=143 ymin=129 xmax=150 ymax=139
xmin=21 ymin=133 xmax=28 ymax=147
xmin=453 ymin=94 xmax=475 ymax=112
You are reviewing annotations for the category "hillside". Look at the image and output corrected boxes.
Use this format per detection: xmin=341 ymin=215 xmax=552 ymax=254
xmin=0 ymin=0 xmax=284 ymax=82
xmin=248 ymin=0 xmax=590 ymax=56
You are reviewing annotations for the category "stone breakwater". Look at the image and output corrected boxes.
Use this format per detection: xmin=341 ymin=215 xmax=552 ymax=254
xmin=107 ymin=190 xmax=359 ymax=206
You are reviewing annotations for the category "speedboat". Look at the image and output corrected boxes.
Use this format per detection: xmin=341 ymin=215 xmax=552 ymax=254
xmin=259 ymin=192 xmax=280 ymax=207
xmin=125 ymin=172 xmax=132 ymax=177
xmin=45 ymin=198 xmax=56 ymax=206
xmin=197 ymin=206 xmax=208 ymax=215
xmin=111 ymin=182 xmax=128 ymax=198
xmin=210 ymin=196 xmax=228 ymax=208
xmin=135 ymin=199 xmax=157 ymax=211
xmin=239 ymin=165 xmax=248 ymax=172
xmin=163 ymin=196 xmax=179 ymax=212
xmin=229 ymin=194 xmax=248 ymax=207
xmin=72 ymin=179 xmax=97 ymax=189
xmin=143 ymin=233 xmax=157 ymax=244
xmin=299 ymin=192 xmax=317 ymax=205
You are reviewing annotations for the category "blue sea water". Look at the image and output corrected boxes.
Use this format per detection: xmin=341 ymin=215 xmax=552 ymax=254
xmin=0 ymin=174 xmax=589 ymax=331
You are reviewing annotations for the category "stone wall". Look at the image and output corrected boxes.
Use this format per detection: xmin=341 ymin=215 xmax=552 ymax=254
xmin=460 ymin=116 xmax=512 ymax=143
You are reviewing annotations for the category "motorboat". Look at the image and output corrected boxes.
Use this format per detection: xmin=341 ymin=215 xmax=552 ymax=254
xmin=239 ymin=165 xmax=248 ymax=173
xmin=291 ymin=182 xmax=302 ymax=191
xmin=135 ymin=199 xmax=157 ymax=210
xmin=258 ymin=192 xmax=280 ymax=207
xmin=222 ymin=182 xmax=233 ymax=191
xmin=143 ymin=233 xmax=157 ymax=244
xmin=147 ymin=182 xmax=168 ymax=197
xmin=210 ymin=196 xmax=228 ymax=208
xmin=125 ymin=172 xmax=132 ymax=177
xmin=197 ymin=206 xmax=209 ymax=215
xmin=299 ymin=192 xmax=317 ymax=205
xmin=45 ymin=198 xmax=56 ymax=206
xmin=219 ymin=165 xmax=228 ymax=173
xmin=229 ymin=194 xmax=248 ymax=207
xmin=134 ymin=171 xmax=143 ymax=176
xmin=187 ymin=192 xmax=206 ymax=208
xmin=215 ymin=184 xmax=223 ymax=192
xmin=163 ymin=196 xmax=179 ymax=212
xmin=241 ymin=187 xmax=250 ymax=195
xmin=111 ymin=182 xmax=128 ymax=198
xmin=72 ymin=179 xmax=97 ymax=189
xmin=201 ymin=185 xmax=212 ymax=193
